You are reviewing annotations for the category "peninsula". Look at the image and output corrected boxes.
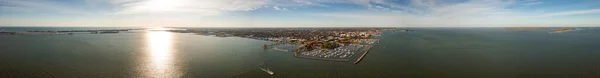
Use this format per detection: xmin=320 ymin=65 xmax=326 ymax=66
xmin=551 ymin=27 xmax=577 ymax=33
xmin=172 ymin=28 xmax=391 ymax=64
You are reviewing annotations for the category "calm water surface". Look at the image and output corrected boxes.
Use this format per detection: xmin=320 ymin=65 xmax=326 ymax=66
xmin=1 ymin=27 xmax=599 ymax=78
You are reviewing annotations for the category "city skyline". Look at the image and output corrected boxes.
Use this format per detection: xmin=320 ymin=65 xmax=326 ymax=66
xmin=1 ymin=0 xmax=600 ymax=27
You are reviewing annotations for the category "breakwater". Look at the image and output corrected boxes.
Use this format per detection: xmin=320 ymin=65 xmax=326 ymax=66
xmin=354 ymin=45 xmax=372 ymax=64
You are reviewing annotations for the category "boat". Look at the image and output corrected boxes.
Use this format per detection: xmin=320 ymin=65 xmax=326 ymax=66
xmin=260 ymin=68 xmax=274 ymax=75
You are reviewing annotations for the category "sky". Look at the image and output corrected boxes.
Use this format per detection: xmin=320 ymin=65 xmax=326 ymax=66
xmin=1 ymin=0 xmax=600 ymax=27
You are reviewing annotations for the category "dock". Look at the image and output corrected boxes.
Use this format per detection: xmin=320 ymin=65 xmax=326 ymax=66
xmin=294 ymin=54 xmax=349 ymax=62
xmin=292 ymin=50 xmax=349 ymax=62
xmin=354 ymin=45 xmax=372 ymax=64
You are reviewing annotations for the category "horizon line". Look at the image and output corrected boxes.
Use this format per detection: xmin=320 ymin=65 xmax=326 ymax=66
xmin=1 ymin=26 xmax=599 ymax=28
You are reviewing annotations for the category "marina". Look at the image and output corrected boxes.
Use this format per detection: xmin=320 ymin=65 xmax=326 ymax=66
xmin=266 ymin=41 xmax=375 ymax=63
xmin=298 ymin=44 xmax=364 ymax=59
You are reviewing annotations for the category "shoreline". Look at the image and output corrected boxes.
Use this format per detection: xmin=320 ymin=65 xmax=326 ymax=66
xmin=271 ymin=48 xmax=294 ymax=52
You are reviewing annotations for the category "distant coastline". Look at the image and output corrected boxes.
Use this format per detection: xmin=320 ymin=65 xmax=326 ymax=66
xmin=550 ymin=27 xmax=577 ymax=33
xmin=504 ymin=27 xmax=551 ymax=30
xmin=504 ymin=27 xmax=579 ymax=33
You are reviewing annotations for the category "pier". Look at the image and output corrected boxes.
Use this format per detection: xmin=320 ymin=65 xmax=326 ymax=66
xmin=354 ymin=45 xmax=372 ymax=64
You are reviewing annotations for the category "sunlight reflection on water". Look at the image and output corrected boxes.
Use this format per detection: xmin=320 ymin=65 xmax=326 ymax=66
xmin=141 ymin=27 xmax=183 ymax=77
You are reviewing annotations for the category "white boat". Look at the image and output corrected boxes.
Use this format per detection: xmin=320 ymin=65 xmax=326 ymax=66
xmin=261 ymin=68 xmax=274 ymax=75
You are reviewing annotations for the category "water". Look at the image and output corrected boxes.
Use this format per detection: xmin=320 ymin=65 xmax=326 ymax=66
xmin=0 ymin=27 xmax=269 ymax=77
xmin=1 ymin=27 xmax=599 ymax=77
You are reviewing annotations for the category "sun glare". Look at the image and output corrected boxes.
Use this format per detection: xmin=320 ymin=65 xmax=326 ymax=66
xmin=142 ymin=27 xmax=182 ymax=77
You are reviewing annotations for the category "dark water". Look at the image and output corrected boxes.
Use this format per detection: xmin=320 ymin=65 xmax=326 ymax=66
xmin=1 ymin=27 xmax=599 ymax=78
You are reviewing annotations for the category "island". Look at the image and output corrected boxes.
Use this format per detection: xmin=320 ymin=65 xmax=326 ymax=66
xmin=551 ymin=27 xmax=577 ymax=33
xmin=504 ymin=27 xmax=578 ymax=33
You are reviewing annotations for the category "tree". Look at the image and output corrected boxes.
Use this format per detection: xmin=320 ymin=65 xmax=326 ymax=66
xmin=321 ymin=42 xmax=339 ymax=49
xmin=288 ymin=40 xmax=297 ymax=44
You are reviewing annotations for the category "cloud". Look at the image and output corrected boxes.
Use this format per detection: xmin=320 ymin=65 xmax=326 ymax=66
xmin=537 ymin=9 xmax=600 ymax=17
xmin=113 ymin=0 xmax=268 ymax=15
xmin=318 ymin=0 xmax=600 ymax=27
xmin=317 ymin=0 xmax=532 ymax=27
xmin=412 ymin=0 xmax=437 ymax=8
xmin=1 ymin=0 xmax=397 ymax=15
xmin=0 ymin=6 xmax=30 ymax=12
xmin=273 ymin=6 xmax=288 ymax=11
xmin=520 ymin=0 xmax=543 ymax=6
xmin=3 ymin=0 xmax=600 ymax=27
xmin=373 ymin=6 xmax=390 ymax=11
xmin=273 ymin=0 xmax=388 ymax=10
xmin=522 ymin=1 xmax=543 ymax=5
xmin=0 ymin=0 xmax=88 ymax=14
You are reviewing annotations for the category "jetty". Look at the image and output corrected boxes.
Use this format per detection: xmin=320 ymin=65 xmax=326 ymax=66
xmin=354 ymin=45 xmax=372 ymax=64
